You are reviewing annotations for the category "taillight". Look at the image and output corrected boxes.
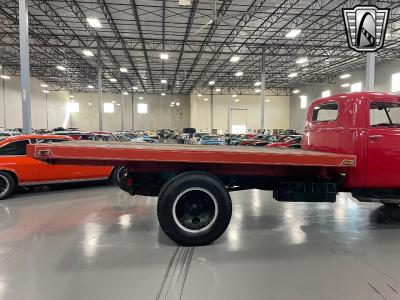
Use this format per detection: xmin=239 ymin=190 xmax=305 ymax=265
xmin=37 ymin=150 xmax=50 ymax=157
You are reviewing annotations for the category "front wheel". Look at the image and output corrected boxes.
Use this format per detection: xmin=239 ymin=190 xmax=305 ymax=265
xmin=0 ymin=172 xmax=16 ymax=200
xmin=111 ymin=166 xmax=127 ymax=186
xmin=157 ymin=172 xmax=232 ymax=246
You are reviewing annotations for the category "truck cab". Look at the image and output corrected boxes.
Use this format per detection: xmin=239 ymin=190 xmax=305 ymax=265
xmin=302 ymin=92 xmax=400 ymax=191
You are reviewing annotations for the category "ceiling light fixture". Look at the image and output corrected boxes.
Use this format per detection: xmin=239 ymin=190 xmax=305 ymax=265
xmin=161 ymin=93 xmax=166 ymax=96
xmin=109 ymin=78 xmax=117 ymax=83
xmin=132 ymin=86 xmax=138 ymax=90
xmin=215 ymin=88 xmax=221 ymax=92
xmin=197 ymin=93 xmax=202 ymax=97
xmin=87 ymin=18 xmax=102 ymax=28
xmin=120 ymin=67 xmax=128 ymax=73
xmin=139 ymin=96 xmax=143 ymax=100
xmin=40 ymin=84 xmax=48 ymax=88
xmin=161 ymin=79 xmax=167 ymax=84
xmin=255 ymin=89 xmax=261 ymax=93
xmin=69 ymin=95 xmax=74 ymax=98
xmin=286 ymin=29 xmax=301 ymax=38
xmin=234 ymin=99 xmax=240 ymax=102
xmin=87 ymin=85 xmax=94 ymax=89
xmin=160 ymin=53 xmax=169 ymax=60
xmin=56 ymin=65 xmax=66 ymax=71
xmin=235 ymin=71 xmax=244 ymax=77
xmin=339 ymin=74 xmax=351 ymax=79
xmin=292 ymin=89 xmax=300 ymax=94
xmin=0 ymin=75 xmax=10 ymax=80
xmin=296 ymin=57 xmax=308 ymax=64
xmin=254 ymin=81 xmax=261 ymax=87
xmin=208 ymin=80 xmax=215 ymax=85
xmin=43 ymin=90 xmax=49 ymax=94
xmin=232 ymin=94 xmax=237 ymax=97
xmin=204 ymin=98 xmax=208 ymax=101
xmin=123 ymin=91 xmax=128 ymax=95
xmin=82 ymin=49 xmax=94 ymax=57
xmin=341 ymin=83 xmax=351 ymax=87
xmin=288 ymin=72 xmax=298 ymax=78
xmin=230 ymin=55 xmax=240 ymax=63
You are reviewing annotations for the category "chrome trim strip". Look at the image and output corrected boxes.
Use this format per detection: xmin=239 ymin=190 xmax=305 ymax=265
xmin=20 ymin=177 xmax=109 ymax=186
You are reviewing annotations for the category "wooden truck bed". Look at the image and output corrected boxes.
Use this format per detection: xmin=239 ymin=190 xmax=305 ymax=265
xmin=27 ymin=141 xmax=356 ymax=171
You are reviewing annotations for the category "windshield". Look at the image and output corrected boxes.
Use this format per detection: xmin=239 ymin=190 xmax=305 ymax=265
xmin=79 ymin=135 xmax=93 ymax=140
xmin=202 ymin=136 xmax=221 ymax=141
xmin=370 ymin=102 xmax=400 ymax=127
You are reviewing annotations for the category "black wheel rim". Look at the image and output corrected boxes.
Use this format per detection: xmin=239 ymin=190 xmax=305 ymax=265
xmin=0 ymin=175 xmax=9 ymax=197
xmin=173 ymin=188 xmax=218 ymax=233
xmin=117 ymin=167 xmax=127 ymax=182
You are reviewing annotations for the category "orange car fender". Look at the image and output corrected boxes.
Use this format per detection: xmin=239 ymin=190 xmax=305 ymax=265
xmin=0 ymin=168 xmax=19 ymax=184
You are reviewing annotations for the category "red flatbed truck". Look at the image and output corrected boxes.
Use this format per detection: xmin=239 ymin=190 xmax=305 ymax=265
xmin=27 ymin=92 xmax=400 ymax=246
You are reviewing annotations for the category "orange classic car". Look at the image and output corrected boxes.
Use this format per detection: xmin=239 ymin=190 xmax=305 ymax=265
xmin=0 ymin=135 xmax=125 ymax=199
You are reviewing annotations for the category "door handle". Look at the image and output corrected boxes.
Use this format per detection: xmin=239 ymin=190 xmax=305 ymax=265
xmin=369 ymin=135 xmax=383 ymax=140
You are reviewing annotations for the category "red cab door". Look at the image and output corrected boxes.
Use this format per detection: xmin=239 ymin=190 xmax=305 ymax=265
xmin=366 ymin=101 xmax=400 ymax=188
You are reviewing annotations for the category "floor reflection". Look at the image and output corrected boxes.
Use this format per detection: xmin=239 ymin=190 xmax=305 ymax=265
xmin=1 ymin=187 xmax=400 ymax=300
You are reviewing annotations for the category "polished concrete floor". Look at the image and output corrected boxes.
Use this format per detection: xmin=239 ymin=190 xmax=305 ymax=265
xmin=1 ymin=184 xmax=400 ymax=300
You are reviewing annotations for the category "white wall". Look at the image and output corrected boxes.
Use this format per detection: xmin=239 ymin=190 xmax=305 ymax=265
xmin=0 ymin=76 xmax=191 ymax=132
xmin=289 ymin=59 xmax=400 ymax=131
xmin=69 ymin=92 xmax=190 ymax=132
xmin=190 ymin=93 xmax=290 ymax=133
xmin=0 ymin=76 xmax=70 ymax=129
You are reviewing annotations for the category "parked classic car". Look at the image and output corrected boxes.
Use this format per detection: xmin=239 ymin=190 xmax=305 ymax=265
xmin=199 ymin=135 xmax=227 ymax=145
xmin=267 ymin=135 xmax=302 ymax=148
xmin=0 ymin=131 xmax=20 ymax=137
xmin=0 ymin=135 xmax=124 ymax=199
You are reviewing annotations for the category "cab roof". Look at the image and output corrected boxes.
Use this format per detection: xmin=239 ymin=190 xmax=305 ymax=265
xmin=313 ymin=92 xmax=400 ymax=106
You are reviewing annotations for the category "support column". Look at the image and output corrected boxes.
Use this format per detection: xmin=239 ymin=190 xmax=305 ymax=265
xmin=227 ymin=92 xmax=231 ymax=134
xmin=97 ymin=40 xmax=103 ymax=131
xmin=2 ymin=72 xmax=6 ymax=128
xmin=45 ymin=93 xmax=48 ymax=129
xmin=366 ymin=0 xmax=376 ymax=92
xmin=132 ymin=94 xmax=135 ymax=130
xmin=210 ymin=87 xmax=214 ymax=133
xmin=366 ymin=53 xmax=375 ymax=91
xmin=19 ymin=0 xmax=31 ymax=133
xmin=260 ymin=48 xmax=266 ymax=132
xmin=121 ymin=92 xmax=125 ymax=131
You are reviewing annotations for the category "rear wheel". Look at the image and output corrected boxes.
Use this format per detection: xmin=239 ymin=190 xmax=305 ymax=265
xmin=0 ymin=172 xmax=16 ymax=200
xmin=112 ymin=166 xmax=127 ymax=186
xmin=157 ymin=172 xmax=232 ymax=246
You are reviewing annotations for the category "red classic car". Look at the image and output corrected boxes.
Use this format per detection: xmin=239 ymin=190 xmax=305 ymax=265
xmin=0 ymin=135 xmax=125 ymax=199
xmin=266 ymin=136 xmax=302 ymax=148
